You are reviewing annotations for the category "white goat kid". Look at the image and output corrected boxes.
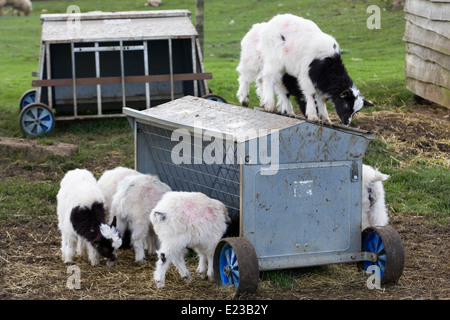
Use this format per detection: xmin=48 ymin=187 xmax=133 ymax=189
xmin=236 ymin=22 xmax=296 ymax=116
xmin=98 ymin=166 xmax=141 ymax=216
xmin=361 ymin=164 xmax=390 ymax=230
xmin=110 ymin=173 xmax=171 ymax=262
xmin=150 ymin=191 xmax=230 ymax=289
xmin=56 ymin=169 xmax=122 ymax=266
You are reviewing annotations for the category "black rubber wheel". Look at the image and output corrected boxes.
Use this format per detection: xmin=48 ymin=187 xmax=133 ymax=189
xmin=214 ymin=237 xmax=259 ymax=296
xmin=358 ymin=226 xmax=405 ymax=284
xmin=202 ymin=93 xmax=227 ymax=103
xmin=19 ymin=102 xmax=55 ymax=136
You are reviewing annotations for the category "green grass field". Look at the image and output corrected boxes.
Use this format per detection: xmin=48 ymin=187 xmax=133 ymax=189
xmin=0 ymin=0 xmax=447 ymax=227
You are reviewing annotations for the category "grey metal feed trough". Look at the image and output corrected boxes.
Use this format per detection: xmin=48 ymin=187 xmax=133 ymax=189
xmin=19 ymin=10 xmax=225 ymax=136
xmin=124 ymin=96 xmax=404 ymax=295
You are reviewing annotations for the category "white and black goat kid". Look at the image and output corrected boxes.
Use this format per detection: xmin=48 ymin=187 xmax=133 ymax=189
xmin=237 ymin=14 xmax=373 ymax=125
xmin=57 ymin=169 xmax=122 ymax=266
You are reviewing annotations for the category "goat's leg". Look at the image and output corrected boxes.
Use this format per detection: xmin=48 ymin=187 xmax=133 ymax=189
xmin=154 ymin=250 xmax=171 ymax=289
xmin=61 ymin=232 xmax=77 ymax=263
xmin=237 ymin=75 xmax=252 ymax=107
xmin=87 ymin=243 xmax=100 ymax=266
xmin=195 ymin=250 xmax=207 ymax=279
xmin=145 ymin=225 xmax=159 ymax=255
xmin=171 ymin=248 xmax=193 ymax=284
xmin=206 ymin=252 xmax=215 ymax=281
xmin=130 ymin=219 xmax=149 ymax=262
xmin=304 ymin=95 xmax=320 ymax=123
xmin=275 ymin=82 xmax=295 ymax=116
xmin=260 ymin=65 xmax=282 ymax=113
xmin=316 ymin=95 xmax=332 ymax=125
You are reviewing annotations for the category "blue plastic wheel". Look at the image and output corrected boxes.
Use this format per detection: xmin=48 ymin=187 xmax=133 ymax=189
xmin=362 ymin=231 xmax=386 ymax=278
xmin=219 ymin=243 xmax=239 ymax=287
xmin=19 ymin=103 xmax=55 ymax=136
xmin=214 ymin=237 xmax=259 ymax=295
xmin=19 ymin=89 xmax=36 ymax=110
xmin=360 ymin=226 xmax=404 ymax=284
xmin=202 ymin=93 xmax=227 ymax=103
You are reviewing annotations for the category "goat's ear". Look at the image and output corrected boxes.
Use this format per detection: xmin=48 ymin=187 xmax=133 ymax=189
xmin=110 ymin=216 xmax=117 ymax=228
xmin=154 ymin=211 xmax=167 ymax=221
xmin=363 ymin=99 xmax=374 ymax=107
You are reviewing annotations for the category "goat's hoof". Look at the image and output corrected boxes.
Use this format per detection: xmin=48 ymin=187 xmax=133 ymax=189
xmin=197 ymin=271 xmax=207 ymax=279
xmin=155 ymin=281 xmax=165 ymax=289
xmin=106 ymin=260 xmax=116 ymax=268
xmin=182 ymin=275 xmax=193 ymax=284
xmin=135 ymin=258 xmax=147 ymax=264
xmin=241 ymin=100 xmax=249 ymax=107
xmin=306 ymin=116 xmax=319 ymax=123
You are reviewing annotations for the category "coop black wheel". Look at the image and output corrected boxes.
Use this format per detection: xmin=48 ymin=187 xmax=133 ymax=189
xmin=359 ymin=226 xmax=404 ymax=284
xmin=19 ymin=103 xmax=55 ymax=136
xmin=202 ymin=93 xmax=227 ymax=103
xmin=19 ymin=89 xmax=37 ymax=110
xmin=214 ymin=237 xmax=259 ymax=295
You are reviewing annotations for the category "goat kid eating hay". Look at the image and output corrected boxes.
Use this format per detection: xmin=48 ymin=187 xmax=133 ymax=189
xmin=57 ymin=169 xmax=122 ymax=266
xmin=110 ymin=173 xmax=172 ymax=262
xmin=150 ymin=191 xmax=230 ymax=289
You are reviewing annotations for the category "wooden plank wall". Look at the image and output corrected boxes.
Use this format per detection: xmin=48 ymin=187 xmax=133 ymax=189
xmin=403 ymin=0 xmax=450 ymax=108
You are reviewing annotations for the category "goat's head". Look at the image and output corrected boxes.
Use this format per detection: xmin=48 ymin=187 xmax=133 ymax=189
xmin=334 ymin=84 xmax=373 ymax=125
xmin=93 ymin=216 xmax=122 ymax=262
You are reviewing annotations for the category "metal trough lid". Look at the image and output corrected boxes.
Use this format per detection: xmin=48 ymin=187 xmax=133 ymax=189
xmin=123 ymin=96 xmax=374 ymax=143
xmin=40 ymin=10 xmax=198 ymax=43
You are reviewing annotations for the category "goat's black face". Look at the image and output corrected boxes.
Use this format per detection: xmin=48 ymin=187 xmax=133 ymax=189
xmin=333 ymin=85 xmax=373 ymax=125
xmin=333 ymin=90 xmax=358 ymax=125
xmin=93 ymin=237 xmax=117 ymax=261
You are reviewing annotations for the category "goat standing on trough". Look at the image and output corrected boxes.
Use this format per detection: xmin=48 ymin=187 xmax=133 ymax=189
xmin=110 ymin=173 xmax=171 ymax=262
xmin=56 ymin=169 xmax=122 ymax=266
xmin=361 ymin=164 xmax=390 ymax=230
xmin=150 ymin=191 xmax=230 ymax=289
xmin=237 ymin=14 xmax=373 ymax=125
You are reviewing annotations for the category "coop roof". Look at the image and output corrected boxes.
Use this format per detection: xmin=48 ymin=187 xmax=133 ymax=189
xmin=40 ymin=10 xmax=198 ymax=43
xmin=124 ymin=96 xmax=305 ymax=143
xmin=124 ymin=96 xmax=375 ymax=144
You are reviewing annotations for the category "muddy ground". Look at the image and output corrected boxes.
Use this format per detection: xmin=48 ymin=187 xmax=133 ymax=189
xmin=0 ymin=106 xmax=448 ymax=301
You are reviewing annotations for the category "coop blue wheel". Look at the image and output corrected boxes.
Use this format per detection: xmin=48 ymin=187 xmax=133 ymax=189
xmin=360 ymin=226 xmax=405 ymax=284
xmin=219 ymin=243 xmax=239 ymax=287
xmin=214 ymin=237 xmax=259 ymax=296
xmin=19 ymin=103 xmax=55 ymax=136
xmin=202 ymin=93 xmax=227 ymax=103
xmin=19 ymin=89 xmax=36 ymax=110
xmin=362 ymin=231 xmax=386 ymax=277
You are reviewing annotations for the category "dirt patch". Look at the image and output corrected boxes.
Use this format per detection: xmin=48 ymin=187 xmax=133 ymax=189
xmin=0 ymin=137 xmax=78 ymax=163
xmin=0 ymin=211 xmax=448 ymax=300
xmin=352 ymin=105 xmax=449 ymax=167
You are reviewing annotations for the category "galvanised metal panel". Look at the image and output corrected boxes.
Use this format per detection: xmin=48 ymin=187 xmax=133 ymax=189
xmin=241 ymin=160 xmax=363 ymax=271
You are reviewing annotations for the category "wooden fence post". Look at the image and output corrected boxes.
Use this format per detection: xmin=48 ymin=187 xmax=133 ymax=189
xmin=196 ymin=0 xmax=204 ymax=55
